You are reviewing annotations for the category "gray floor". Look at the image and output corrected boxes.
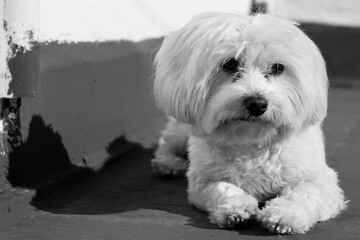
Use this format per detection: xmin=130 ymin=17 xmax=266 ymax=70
xmin=1 ymin=86 xmax=360 ymax=240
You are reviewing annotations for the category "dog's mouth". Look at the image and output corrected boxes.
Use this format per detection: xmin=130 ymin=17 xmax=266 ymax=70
xmin=222 ymin=115 xmax=273 ymax=126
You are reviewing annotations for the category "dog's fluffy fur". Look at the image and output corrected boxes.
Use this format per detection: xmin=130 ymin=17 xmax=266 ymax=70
xmin=151 ymin=12 xmax=347 ymax=234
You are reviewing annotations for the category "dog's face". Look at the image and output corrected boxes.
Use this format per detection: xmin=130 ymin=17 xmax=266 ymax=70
xmin=154 ymin=13 xmax=328 ymax=144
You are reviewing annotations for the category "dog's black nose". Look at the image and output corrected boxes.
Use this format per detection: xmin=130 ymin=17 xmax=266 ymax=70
xmin=244 ymin=96 xmax=268 ymax=117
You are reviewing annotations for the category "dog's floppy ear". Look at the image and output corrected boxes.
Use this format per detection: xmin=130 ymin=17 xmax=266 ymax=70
xmin=153 ymin=17 xmax=212 ymax=124
xmin=253 ymin=14 xmax=329 ymax=127
xmin=295 ymin=28 xmax=329 ymax=126
xmin=153 ymin=33 xmax=205 ymax=123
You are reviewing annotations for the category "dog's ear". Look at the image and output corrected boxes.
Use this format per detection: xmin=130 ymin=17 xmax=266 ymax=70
xmin=295 ymin=28 xmax=329 ymax=126
xmin=153 ymin=16 xmax=214 ymax=124
xmin=253 ymin=15 xmax=329 ymax=127
xmin=153 ymin=30 xmax=207 ymax=123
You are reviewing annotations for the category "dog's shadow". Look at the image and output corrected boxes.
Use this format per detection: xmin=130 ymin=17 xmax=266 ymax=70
xmin=31 ymin=140 xmax=270 ymax=237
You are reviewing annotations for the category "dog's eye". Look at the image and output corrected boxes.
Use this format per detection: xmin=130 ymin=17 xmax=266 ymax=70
xmin=269 ymin=63 xmax=284 ymax=76
xmin=222 ymin=58 xmax=239 ymax=72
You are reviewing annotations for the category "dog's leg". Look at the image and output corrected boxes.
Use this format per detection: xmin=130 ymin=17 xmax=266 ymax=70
xmin=257 ymin=168 xmax=347 ymax=234
xmin=188 ymin=181 xmax=259 ymax=228
xmin=151 ymin=118 xmax=189 ymax=178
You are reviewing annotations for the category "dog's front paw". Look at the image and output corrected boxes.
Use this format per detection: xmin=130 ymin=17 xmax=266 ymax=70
xmin=210 ymin=196 xmax=259 ymax=228
xmin=151 ymin=155 xmax=187 ymax=178
xmin=226 ymin=213 xmax=250 ymax=228
xmin=223 ymin=208 xmax=258 ymax=228
xmin=257 ymin=199 xmax=311 ymax=234
xmin=262 ymin=221 xmax=294 ymax=235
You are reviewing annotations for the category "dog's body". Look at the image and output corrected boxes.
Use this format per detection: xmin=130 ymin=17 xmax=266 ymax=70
xmin=151 ymin=12 xmax=346 ymax=234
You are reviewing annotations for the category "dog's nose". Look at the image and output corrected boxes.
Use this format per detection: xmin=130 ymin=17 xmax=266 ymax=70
xmin=244 ymin=96 xmax=268 ymax=117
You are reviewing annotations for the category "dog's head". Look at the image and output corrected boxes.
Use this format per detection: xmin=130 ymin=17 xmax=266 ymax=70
xmin=154 ymin=12 xmax=328 ymax=144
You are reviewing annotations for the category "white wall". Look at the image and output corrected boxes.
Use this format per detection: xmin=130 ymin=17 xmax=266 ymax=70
xmin=267 ymin=0 xmax=360 ymax=27
xmin=3 ymin=0 xmax=360 ymax=44
xmin=40 ymin=0 xmax=251 ymax=42
xmin=39 ymin=0 xmax=360 ymax=43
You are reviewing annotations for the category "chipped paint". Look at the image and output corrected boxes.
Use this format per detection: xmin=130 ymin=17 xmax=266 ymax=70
xmin=0 ymin=0 xmax=39 ymax=98
xmin=0 ymin=1 xmax=12 ymax=98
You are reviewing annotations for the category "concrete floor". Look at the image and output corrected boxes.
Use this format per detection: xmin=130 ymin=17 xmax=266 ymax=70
xmin=1 ymin=86 xmax=360 ymax=240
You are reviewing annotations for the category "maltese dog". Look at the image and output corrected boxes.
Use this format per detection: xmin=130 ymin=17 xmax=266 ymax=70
xmin=151 ymin=12 xmax=346 ymax=234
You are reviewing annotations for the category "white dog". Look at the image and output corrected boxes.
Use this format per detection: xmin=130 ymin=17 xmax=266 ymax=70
xmin=151 ymin=12 xmax=346 ymax=234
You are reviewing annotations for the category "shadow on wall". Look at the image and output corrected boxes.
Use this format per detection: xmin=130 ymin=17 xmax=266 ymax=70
xmin=5 ymin=38 xmax=167 ymax=193
xmin=19 ymin=38 xmax=167 ymax=169
xmin=6 ymin=114 xmax=141 ymax=192
xmin=6 ymin=115 xmax=91 ymax=189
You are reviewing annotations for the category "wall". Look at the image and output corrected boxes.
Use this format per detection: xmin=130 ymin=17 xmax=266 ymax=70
xmin=2 ymin=0 xmax=252 ymax=188
xmin=1 ymin=0 xmax=360 ymax=189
